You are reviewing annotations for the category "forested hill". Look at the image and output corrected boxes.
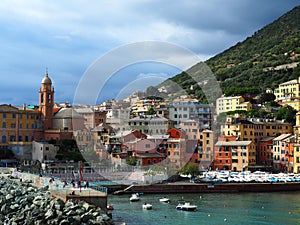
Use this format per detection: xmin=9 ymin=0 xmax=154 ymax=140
xmin=156 ymin=6 xmax=300 ymax=101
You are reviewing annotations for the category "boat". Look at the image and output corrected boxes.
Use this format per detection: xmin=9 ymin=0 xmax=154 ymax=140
xmin=159 ymin=197 xmax=170 ymax=203
xmin=107 ymin=204 xmax=114 ymax=210
xmin=130 ymin=193 xmax=140 ymax=202
xmin=142 ymin=203 xmax=152 ymax=210
xmin=176 ymin=202 xmax=197 ymax=211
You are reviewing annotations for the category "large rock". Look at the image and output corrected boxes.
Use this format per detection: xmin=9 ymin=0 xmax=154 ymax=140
xmin=0 ymin=176 xmax=114 ymax=225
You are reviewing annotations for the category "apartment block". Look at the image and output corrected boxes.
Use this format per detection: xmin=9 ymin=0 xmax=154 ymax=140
xmin=216 ymin=96 xmax=252 ymax=115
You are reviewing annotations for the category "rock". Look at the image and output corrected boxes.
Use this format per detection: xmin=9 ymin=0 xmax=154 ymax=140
xmin=10 ymin=203 xmax=19 ymax=210
xmin=81 ymin=212 xmax=93 ymax=222
xmin=0 ymin=176 xmax=114 ymax=225
xmin=5 ymin=193 xmax=14 ymax=200
xmin=59 ymin=219 xmax=69 ymax=225
xmin=102 ymin=214 xmax=111 ymax=221
xmin=82 ymin=202 xmax=92 ymax=211
xmin=44 ymin=209 xmax=56 ymax=220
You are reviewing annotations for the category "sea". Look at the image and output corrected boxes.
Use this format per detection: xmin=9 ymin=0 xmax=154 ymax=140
xmin=108 ymin=192 xmax=300 ymax=225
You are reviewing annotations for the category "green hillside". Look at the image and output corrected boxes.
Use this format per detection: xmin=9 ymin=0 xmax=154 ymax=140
xmin=157 ymin=6 xmax=300 ymax=102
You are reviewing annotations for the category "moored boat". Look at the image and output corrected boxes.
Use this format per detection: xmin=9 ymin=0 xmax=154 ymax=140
xmin=130 ymin=193 xmax=140 ymax=202
xmin=176 ymin=202 xmax=197 ymax=211
xmin=159 ymin=197 xmax=170 ymax=203
xmin=142 ymin=203 xmax=152 ymax=210
xmin=107 ymin=204 xmax=114 ymax=210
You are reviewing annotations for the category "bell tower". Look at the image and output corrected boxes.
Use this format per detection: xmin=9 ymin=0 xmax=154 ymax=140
xmin=39 ymin=71 xmax=54 ymax=130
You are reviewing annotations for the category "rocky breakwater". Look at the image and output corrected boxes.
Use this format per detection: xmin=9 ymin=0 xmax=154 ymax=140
xmin=0 ymin=176 xmax=114 ymax=225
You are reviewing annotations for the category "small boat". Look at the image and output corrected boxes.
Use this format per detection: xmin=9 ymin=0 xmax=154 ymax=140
xmin=130 ymin=193 xmax=140 ymax=202
xmin=176 ymin=202 xmax=197 ymax=211
xmin=142 ymin=203 xmax=152 ymax=210
xmin=107 ymin=204 xmax=114 ymax=210
xmin=159 ymin=197 xmax=170 ymax=203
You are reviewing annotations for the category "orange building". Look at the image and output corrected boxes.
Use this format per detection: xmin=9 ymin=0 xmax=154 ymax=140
xmin=166 ymin=128 xmax=187 ymax=169
xmin=214 ymin=140 xmax=256 ymax=171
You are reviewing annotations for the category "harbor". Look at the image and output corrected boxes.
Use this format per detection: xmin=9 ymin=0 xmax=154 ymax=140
xmin=108 ymin=192 xmax=300 ymax=225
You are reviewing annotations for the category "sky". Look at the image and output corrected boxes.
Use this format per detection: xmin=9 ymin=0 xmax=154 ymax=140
xmin=0 ymin=0 xmax=299 ymax=106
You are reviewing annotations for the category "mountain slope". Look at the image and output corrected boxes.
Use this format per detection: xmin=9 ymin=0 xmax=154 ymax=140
xmin=157 ymin=6 xmax=300 ymax=101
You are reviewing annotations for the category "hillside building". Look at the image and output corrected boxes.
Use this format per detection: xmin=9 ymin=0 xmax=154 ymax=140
xmin=128 ymin=115 xmax=173 ymax=135
xmin=274 ymin=77 xmax=300 ymax=111
xmin=221 ymin=116 xmax=293 ymax=143
xmin=216 ymin=96 xmax=252 ymax=115
xmin=169 ymin=97 xmax=213 ymax=130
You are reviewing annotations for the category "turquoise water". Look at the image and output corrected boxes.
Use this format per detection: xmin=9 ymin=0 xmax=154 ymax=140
xmin=109 ymin=192 xmax=300 ymax=225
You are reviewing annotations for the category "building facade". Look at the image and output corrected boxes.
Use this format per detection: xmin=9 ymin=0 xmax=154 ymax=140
xmin=216 ymin=96 xmax=252 ymax=115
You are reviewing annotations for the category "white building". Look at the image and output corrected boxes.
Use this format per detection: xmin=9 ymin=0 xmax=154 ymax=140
xmin=32 ymin=141 xmax=58 ymax=163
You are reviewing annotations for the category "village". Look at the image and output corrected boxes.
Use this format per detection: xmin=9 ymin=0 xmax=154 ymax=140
xmin=1 ymin=72 xmax=300 ymax=183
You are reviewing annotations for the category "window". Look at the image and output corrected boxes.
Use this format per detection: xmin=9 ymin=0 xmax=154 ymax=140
xmin=11 ymin=123 xmax=16 ymax=128
xmin=2 ymin=136 xmax=6 ymax=143
xmin=2 ymin=122 xmax=6 ymax=128
xmin=2 ymin=113 xmax=6 ymax=118
xmin=145 ymin=144 xmax=150 ymax=148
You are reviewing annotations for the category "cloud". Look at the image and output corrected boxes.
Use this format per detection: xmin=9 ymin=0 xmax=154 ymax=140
xmin=0 ymin=0 xmax=299 ymax=105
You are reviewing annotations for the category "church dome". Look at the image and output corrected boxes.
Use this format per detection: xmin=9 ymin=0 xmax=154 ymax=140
xmin=42 ymin=72 xmax=52 ymax=84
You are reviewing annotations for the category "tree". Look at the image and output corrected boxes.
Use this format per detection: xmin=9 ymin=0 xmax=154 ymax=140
xmin=179 ymin=162 xmax=199 ymax=177
xmin=258 ymin=93 xmax=276 ymax=104
xmin=126 ymin=156 xmax=137 ymax=166
xmin=146 ymin=107 xmax=155 ymax=115
xmin=275 ymin=106 xmax=297 ymax=125
xmin=217 ymin=112 xmax=227 ymax=123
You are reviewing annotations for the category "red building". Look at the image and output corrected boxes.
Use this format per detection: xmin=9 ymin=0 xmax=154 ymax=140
xmin=258 ymin=137 xmax=274 ymax=168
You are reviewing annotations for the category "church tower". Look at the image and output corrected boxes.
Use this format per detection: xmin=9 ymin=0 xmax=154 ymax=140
xmin=39 ymin=72 xmax=54 ymax=130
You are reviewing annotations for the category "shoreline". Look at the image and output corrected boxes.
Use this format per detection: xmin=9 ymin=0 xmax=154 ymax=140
xmin=112 ymin=182 xmax=300 ymax=195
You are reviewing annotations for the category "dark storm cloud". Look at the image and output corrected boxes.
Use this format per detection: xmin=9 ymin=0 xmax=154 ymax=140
xmin=0 ymin=0 xmax=299 ymax=105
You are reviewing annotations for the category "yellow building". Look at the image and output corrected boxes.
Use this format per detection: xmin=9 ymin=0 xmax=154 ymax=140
xmin=221 ymin=115 xmax=293 ymax=143
xmin=274 ymin=78 xmax=300 ymax=102
xmin=293 ymin=142 xmax=300 ymax=173
xmin=273 ymin=77 xmax=300 ymax=111
xmin=197 ymin=130 xmax=214 ymax=170
xmin=179 ymin=119 xmax=214 ymax=170
xmin=216 ymin=96 xmax=252 ymax=115
xmin=0 ymin=104 xmax=43 ymax=159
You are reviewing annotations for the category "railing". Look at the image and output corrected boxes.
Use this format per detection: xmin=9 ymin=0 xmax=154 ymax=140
xmin=89 ymin=185 xmax=108 ymax=194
